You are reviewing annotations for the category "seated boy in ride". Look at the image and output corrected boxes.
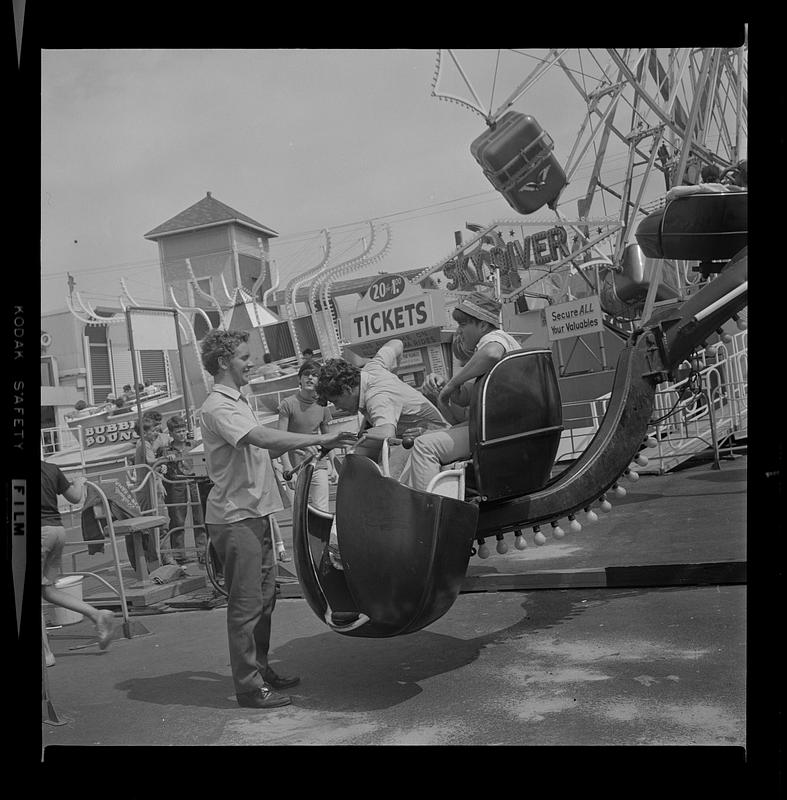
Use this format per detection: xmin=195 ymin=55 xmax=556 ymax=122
xmin=316 ymin=338 xmax=450 ymax=481
xmin=419 ymin=331 xmax=475 ymax=426
xmin=404 ymin=291 xmax=521 ymax=493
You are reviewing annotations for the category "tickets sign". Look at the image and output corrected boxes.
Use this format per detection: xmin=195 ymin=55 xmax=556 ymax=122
xmin=344 ymin=281 xmax=445 ymax=344
xmin=545 ymin=295 xmax=604 ymax=342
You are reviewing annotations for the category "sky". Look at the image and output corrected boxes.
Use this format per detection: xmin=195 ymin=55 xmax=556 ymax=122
xmin=40 ymin=47 xmax=746 ymax=316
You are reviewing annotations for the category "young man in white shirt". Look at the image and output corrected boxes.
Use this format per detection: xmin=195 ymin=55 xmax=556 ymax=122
xmin=405 ymin=292 xmax=521 ymax=493
xmin=199 ymin=330 xmax=357 ymax=709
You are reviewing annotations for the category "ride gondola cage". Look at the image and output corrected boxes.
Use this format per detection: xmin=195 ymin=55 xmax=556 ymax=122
xmin=635 ymin=191 xmax=747 ymax=266
xmin=470 ymin=111 xmax=567 ymax=215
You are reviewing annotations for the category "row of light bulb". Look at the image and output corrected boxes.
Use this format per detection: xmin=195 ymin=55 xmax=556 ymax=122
xmin=474 ymin=433 xmax=657 ymax=558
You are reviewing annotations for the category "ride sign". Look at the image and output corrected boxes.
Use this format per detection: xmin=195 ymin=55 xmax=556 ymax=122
xmin=545 ymin=295 xmax=604 ymax=342
xmin=83 ymin=419 xmax=136 ymax=448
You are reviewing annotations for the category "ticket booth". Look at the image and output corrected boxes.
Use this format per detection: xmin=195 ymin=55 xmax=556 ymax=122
xmin=341 ymin=275 xmax=455 ymax=386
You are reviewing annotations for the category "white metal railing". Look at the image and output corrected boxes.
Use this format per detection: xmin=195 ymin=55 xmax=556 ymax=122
xmin=56 ymin=462 xmax=168 ymax=570
xmin=46 ymin=463 xmax=168 ymax=636
xmin=556 ymin=395 xmax=610 ymax=462
xmin=58 ymin=479 xmax=135 ymax=633
xmin=550 ymin=329 xmax=746 ymax=470
xmin=246 ymin=389 xmax=299 ymax=419
xmin=648 ymin=330 xmax=747 ymax=471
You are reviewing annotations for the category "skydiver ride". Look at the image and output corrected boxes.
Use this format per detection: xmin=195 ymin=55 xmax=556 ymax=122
xmin=291 ymin=83 xmax=748 ymax=639
xmin=289 ymin=235 xmax=746 ymax=638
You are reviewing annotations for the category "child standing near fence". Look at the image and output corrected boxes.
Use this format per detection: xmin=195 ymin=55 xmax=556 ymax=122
xmin=157 ymin=415 xmax=207 ymax=564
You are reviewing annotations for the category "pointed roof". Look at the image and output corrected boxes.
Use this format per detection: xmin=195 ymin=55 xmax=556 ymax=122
xmin=224 ymin=295 xmax=281 ymax=330
xmin=144 ymin=192 xmax=278 ymax=240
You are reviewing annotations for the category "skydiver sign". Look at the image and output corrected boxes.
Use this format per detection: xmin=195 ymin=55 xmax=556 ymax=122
xmin=443 ymin=224 xmax=572 ymax=293
xmin=545 ymin=295 xmax=604 ymax=342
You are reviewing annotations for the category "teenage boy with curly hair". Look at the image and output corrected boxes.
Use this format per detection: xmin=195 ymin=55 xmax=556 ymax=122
xmin=199 ymin=329 xmax=357 ymax=709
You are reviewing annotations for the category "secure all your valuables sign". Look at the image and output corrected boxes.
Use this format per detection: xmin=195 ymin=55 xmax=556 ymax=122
xmin=545 ymin=295 xmax=604 ymax=342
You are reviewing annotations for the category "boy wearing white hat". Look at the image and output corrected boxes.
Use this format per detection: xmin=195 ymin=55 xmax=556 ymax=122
xmin=405 ymin=291 xmax=521 ymax=492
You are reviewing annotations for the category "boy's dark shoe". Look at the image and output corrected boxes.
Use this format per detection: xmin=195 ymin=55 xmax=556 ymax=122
xmin=263 ymin=666 xmax=301 ymax=690
xmin=236 ymin=687 xmax=292 ymax=709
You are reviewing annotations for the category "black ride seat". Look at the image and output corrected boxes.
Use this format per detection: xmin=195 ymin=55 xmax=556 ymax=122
xmin=467 ymin=348 xmax=563 ymax=503
xmin=292 ymin=458 xmax=479 ymax=638
xmin=635 ymin=191 xmax=747 ymax=264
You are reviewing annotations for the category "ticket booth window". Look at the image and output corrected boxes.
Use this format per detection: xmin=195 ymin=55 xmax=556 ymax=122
xmin=263 ymin=321 xmax=296 ymax=360
xmin=293 ymin=315 xmax=320 ymax=354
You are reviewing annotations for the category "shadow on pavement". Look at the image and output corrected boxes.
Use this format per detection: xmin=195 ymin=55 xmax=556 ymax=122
xmin=268 ymin=589 xmax=645 ymax=712
xmin=109 ymin=586 xmax=690 ymax=713
xmin=115 ymin=671 xmax=237 ymax=709
xmin=680 ymin=466 xmax=747 ymax=483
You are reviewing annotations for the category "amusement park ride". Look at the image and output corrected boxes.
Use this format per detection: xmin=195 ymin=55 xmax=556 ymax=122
xmin=61 ymin=45 xmax=748 ymax=639
xmin=288 ymin=45 xmax=749 ymax=637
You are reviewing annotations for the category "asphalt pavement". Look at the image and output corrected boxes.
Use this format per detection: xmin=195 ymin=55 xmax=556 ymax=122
xmin=36 ymin=452 xmax=753 ymax=759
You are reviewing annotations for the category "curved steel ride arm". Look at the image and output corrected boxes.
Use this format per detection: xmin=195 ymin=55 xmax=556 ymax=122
xmin=477 ymin=248 xmax=747 ymax=536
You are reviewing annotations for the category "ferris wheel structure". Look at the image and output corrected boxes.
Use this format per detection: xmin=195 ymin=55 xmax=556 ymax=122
xmin=430 ymin=44 xmax=747 ymax=321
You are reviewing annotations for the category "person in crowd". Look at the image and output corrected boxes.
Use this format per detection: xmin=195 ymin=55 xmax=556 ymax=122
xmin=277 ymin=360 xmax=337 ymax=513
xmin=700 ymin=163 xmax=721 ymax=183
xmin=315 ymin=339 xmax=450 ymax=569
xmin=267 ymin=459 xmax=297 ymax=562
xmin=667 ymin=158 xmax=747 ymax=201
xmin=199 ymin=329 xmax=358 ymax=709
xmin=271 ymin=514 xmax=290 ymax=562
xmin=121 ymin=384 xmax=134 ymax=403
xmin=258 ymin=352 xmax=283 ymax=379
xmin=41 ymin=461 xmax=116 ymax=666
xmin=734 ymin=159 xmax=747 ymax=185
xmin=315 ymin=338 xmax=449 ymax=481
xmin=404 ymin=292 xmax=521 ymax=493
xmin=419 ymin=331 xmax=474 ymax=426
xmin=108 ymin=395 xmax=128 ymax=415
xmin=157 ymin=415 xmax=206 ymax=564
xmin=141 ymin=409 xmax=169 ymax=451
xmin=133 ymin=417 xmax=176 ymax=567
xmin=72 ymin=399 xmax=89 ymax=417
xmin=302 ymin=348 xmax=315 ymax=360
